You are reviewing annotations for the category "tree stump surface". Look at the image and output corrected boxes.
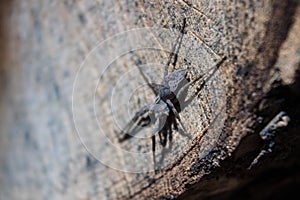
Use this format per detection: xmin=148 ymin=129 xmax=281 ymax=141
xmin=0 ymin=0 xmax=299 ymax=199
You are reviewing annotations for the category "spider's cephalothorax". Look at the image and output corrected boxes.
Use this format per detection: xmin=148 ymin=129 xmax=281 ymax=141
xmin=116 ymin=18 xmax=226 ymax=168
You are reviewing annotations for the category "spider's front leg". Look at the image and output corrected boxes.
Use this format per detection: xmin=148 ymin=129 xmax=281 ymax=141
xmin=117 ymin=104 xmax=152 ymax=142
xmin=180 ymin=56 xmax=227 ymax=109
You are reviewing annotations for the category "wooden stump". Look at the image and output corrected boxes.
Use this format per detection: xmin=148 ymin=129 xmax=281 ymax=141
xmin=0 ymin=0 xmax=299 ymax=199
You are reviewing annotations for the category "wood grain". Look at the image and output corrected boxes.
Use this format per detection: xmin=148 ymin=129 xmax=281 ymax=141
xmin=0 ymin=0 xmax=299 ymax=199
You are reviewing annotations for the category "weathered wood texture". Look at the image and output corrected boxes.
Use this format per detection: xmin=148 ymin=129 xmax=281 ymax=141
xmin=0 ymin=0 xmax=299 ymax=199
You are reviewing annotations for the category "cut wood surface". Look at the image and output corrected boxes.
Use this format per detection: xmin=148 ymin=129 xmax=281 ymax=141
xmin=0 ymin=0 xmax=299 ymax=199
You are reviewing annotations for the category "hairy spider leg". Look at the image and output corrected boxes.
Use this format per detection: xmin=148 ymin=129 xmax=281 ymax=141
xmin=168 ymin=116 xmax=179 ymax=144
xmin=162 ymin=18 xmax=187 ymax=80
xmin=156 ymin=116 xmax=192 ymax=168
xmin=135 ymin=61 xmax=159 ymax=96
xmin=134 ymin=18 xmax=187 ymax=97
xmin=179 ymin=56 xmax=227 ymax=109
xmin=152 ymin=123 xmax=168 ymax=170
xmin=158 ymin=130 xmax=164 ymax=146
xmin=168 ymin=118 xmax=173 ymax=146
xmin=169 ymin=111 xmax=192 ymax=140
xmin=151 ymin=134 xmax=157 ymax=169
xmin=157 ymin=114 xmax=176 ymax=148
xmin=170 ymin=18 xmax=187 ymax=70
xmin=118 ymin=123 xmax=145 ymax=142
xmin=118 ymin=105 xmax=152 ymax=142
xmin=154 ymin=121 xmax=171 ymax=169
xmin=166 ymin=99 xmax=188 ymax=135
xmin=158 ymin=119 xmax=169 ymax=147
xmin=157 ymin=117 xmax=178 ymax=168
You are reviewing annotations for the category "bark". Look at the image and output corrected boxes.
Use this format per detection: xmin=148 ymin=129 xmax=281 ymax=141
xmin=0 ymin=0 xmax=299 ymax=199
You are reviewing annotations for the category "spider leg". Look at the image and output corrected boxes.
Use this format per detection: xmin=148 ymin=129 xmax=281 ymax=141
xmin=157 ymin=129 xmax=173 ymax=168
xmin=166 ymin=99 xmax=188 ymax=135
xmin=117 ymin=105 xmax=151 ymax=142
xmin=136 ymin=63 xmax=160 ymax=96
xmin=118 ymin=123 xmax=147 ymax=142
xmin=171 ymin=18 xmax=187 ymax=69
xmin=158 ymin=118 xmax=173 ymax=149
xmin=181 ymin=56 xmax=227 ymax=109
xmin=163 ymin=18 xmax=187 ymax=80
xmin=172 ymin=116 xmax=192 ymax=139
xmin=158 ymin=131 xmax=163 ymax=145
xmin=152 ymin=134 xmax=157 ymax=170
xmin=168 ymin=119 xmax=173 ymax=148
xmin=177 ymin=127 xmax=193 ymax=140
xmin=172 ymin=114 xmax=179 ymax=131
xmin=156 ymin=119 xmax=169 ymax=147
xmin=160 ymin=127 xmax=168 ymax=147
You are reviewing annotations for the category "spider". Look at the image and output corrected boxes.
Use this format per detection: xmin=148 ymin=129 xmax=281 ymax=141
xmin=116 ymin=18 xmax=226 ymax=168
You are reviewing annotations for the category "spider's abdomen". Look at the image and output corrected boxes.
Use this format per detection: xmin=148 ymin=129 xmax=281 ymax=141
xmin=165 ymin=69 xmax=188 ymax=93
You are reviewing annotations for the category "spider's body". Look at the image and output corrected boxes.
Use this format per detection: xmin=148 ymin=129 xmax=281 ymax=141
xmin=118 ymin=69 xmax=189 ymax=145
xmin=117 ymin=67 xmax=206 ymax=167
xmin=116 ymin=19 xmax=226 ymax=168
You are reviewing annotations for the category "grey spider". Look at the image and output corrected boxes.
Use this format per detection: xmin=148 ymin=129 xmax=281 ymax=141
xmin=116 ymin=19 xmax=226 ymax=168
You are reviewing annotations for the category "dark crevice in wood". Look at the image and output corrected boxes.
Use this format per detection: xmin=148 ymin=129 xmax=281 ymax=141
xmin=176 ymin=1 xmax=300 ymax=199
xmin=177 ymin=59 xmax=300 ymax=200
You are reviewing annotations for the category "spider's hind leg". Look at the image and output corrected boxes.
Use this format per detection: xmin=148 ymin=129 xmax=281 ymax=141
xmin=168 ymin=120 xmax=173 ymax=149
xmin=166 ymin=99 xmax=188 ymax=135
xmin=158 ymin=127 xmax=168 ymax=147
xmin=151 ymin=134 xmax=157 ymax=170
